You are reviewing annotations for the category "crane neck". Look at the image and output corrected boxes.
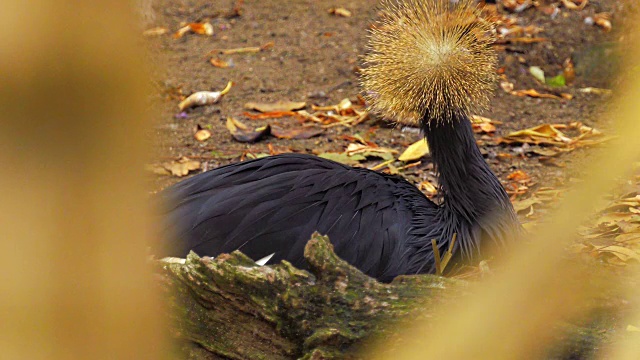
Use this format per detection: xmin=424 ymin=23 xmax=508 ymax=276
xmin=422 ymin=114 xmax=514 ymax=225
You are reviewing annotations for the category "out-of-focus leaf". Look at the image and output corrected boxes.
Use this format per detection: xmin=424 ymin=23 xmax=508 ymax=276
xmin=245 ymin=100 xmax=306 ymax=113
xmin=597 ymin=245 xmax=640 ymax=262
xmin=399 ymin=139 xmax=429 ymax=162
xmin=243 ymin=111 xmax=301 ymax=120
xmin=179 ymin=82 xmax=232 ymax=111
xmin=593 ymin=13 xmax=612 ymax=32
xmin=210 ymin=58 xmax=231 ymax=68
xmin=513 ymin=196 xmax=542 ymax=213
xmin=319 ymin=152 xmax=365 ymax=166
xmin=507 ymin=170 xmax=531 ymax=182
xmin=271 ymin=126 xmax=323 ymax=139
xmin=561 ymin=0 xmax=588 ymax=10
xmin=143 ymin=27 xmax=168 ymax=36
xmin=346 ymin=143 xmax=396 ymax=160
xmin=194 ymin=126 xmax=211 ymax=142
xmin=510 ymin=89 xmax=571 ymax=100
xmin=529 ymin=66 xmax=545 ymax=83
xmin=547 ymin=74 xmax=566 ymax=87
xmin=329 ymin=7 xmax=352 ymax=17
xmin=579 ymin=87 xmax=612 ymax=95
xmin=501 ymin=124 xmax=572 ymax=145
xmin=226 ymin=117 xmax=270 ymax=143
xmin=627 ymin=325 xmax=640 ymax=332
xmin=419 ymin=180 xmax=437 ymax=195
xmin=174 ymin=22 xmax=214 ymax=38
xmin=146 ymin=157 xmax=201 ymax=177
xmin=563 ymin=58 xmax=575 ymax=84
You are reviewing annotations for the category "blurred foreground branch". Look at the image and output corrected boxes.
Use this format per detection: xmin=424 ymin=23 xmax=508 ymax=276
xmin=159 ymin=233 xmax=609 ymax=359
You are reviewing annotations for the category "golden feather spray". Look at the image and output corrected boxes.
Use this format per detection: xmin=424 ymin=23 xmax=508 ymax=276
xmin=361 ymin=0 xmax=497 ymax=126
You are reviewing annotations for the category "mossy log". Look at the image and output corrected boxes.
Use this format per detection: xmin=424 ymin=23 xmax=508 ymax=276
xmin=156 ymin=233 xmax=609 ymax=359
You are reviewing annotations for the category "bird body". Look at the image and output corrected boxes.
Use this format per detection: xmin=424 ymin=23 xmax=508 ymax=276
xmin=160 ymin=153 xmax=436 ymax=281
xmin=156 ymin=0 xmax=521 ymax=281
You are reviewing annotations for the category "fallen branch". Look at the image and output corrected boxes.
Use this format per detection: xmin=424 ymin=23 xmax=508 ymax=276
xmin=157 ymin=233 xmax=613 ymax=359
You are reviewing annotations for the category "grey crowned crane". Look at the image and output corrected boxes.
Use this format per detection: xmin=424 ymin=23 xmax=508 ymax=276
xmin=156 ymin=0 xmax=521 ymax=282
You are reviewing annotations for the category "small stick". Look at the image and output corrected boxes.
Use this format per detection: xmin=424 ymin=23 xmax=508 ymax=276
xmin=208 ymin=42 xmax=274 ymax=55
xmin=431 ymin=239 xmax=443 ymax=275
xmin=370 ymin=159 xmax=394 ymax=171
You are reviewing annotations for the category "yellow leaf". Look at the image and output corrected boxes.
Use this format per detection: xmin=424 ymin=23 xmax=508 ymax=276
xmin=626 ymin=325 xmax=640 ymax=332
xmin=244 ymin=100 xmax=306 ymax=112
xmin=399 ymin=139 xmax=429 ymax=162
xmin=598 ymin=245 xmax=640 ymax=262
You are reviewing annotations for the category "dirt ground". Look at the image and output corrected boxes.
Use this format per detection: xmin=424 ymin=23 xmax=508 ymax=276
xmin=144 ymin=0 xmax=627 ymax=201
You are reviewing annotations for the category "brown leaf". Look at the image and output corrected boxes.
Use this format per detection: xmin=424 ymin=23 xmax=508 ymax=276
xmin=226 ymin=117 xmax=270 ymax=143
xmin=560 ymin=0 xmax=588 ymax=10
xmin=244 ymin=100 xmax=307 ymax=113
xmin=271 ymin=125 xmax=323 ymax=139
xmin=502 ymin=124 xmax=573 ymax=145
xmin=512 ymin=196 xmax=542 ymax=213
xmin=593 ymin=13 xmax=612 ymax=32
xmin=329 ymin=7 xmax=352 ymax=17
xmin=174 ymin=22 xmax=214 ymax=38
xmin=511 ymin=89 xmax=565 ymax=99
xmin=194 ymin=126 xmax=211 ymax=142
xmin=179 ymin=82 xmax=233 ymax=111
xmin=597 ymin=245 xmax=640 ymax=262
xmin=507 ymin=170 xmax=530 ymax=182
xmin=150 ymin=157 xmax=201 ymax=177
xmin=143 ymin=27 xmax=168 ymax=36
xmin=563 ymin=58 xmax=575 ymax=84
xmin=210 ymin=58 xmax=230 ymax=68
xmin=243 ymin=111 xmax=301 ymax=120
xmin=209 ymin=42 xmax=275 ymax=55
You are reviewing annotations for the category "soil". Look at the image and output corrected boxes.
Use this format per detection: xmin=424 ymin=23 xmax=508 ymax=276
xmin=142 ymin=0 xmax=627 ymax=200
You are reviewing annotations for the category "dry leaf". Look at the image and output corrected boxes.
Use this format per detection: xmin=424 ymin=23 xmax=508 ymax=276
xmin=179 ymin=81 xmax=232 ymax=111
xmin=472 ymin=123 xmax=496 ymax=133
xmin=513 ymin=196 xmax=542 ymax=213
xmin=511 ymin=89 xmax=568 ymax=100
xmin=209 ymin=42 xmax=275 ymax=55
xmin=502 ymin=0 xmax=533 ymax=13
xmin=593 ymin=13 xmax=612 ymax=32
xmin=419 ymin=180 xmax=437 ymax=195
xmin=563 ymin=58 xmax=575 ymax=84
xmin=319 ymin=152 xmax=365 ymax=166
xmin=507 ymin=170 xmax=530 ymax=182
xmin=598 ymin=245 xmax=640 ymax=262
xmin=143 ymin=27 xmax=168 ymax=36
xmin=243 ymin=111 xmax=301 ymax=120
xmin=399 ymin=139 xmax=429 ymax=162
xmin=529 ymin=66 xmax=545 ymax=83
xmin=226 ymin=117 xmax=270 ymax=143
xmin=271 ymin=125 xmax=323 ymax=139
xmin=503 ymin=124 xmax=573 ymax=145
xmin=500 ymin=80 xmax=515 ymax=92
xmin=174 ymin=22 xmax=214 ymax=38
xmin=210 ymin=58 xmax=230 ymax=68
xmin=560 ymin=0 xmax=588 ymax=10
xmin=346 ymin=143 xmax=396 ymax=160
xmin=245 ymin=100 xmax=307 ymax=113
xmin=329 ymin=7 xmax=352 ymax=17
xmin=148 ymin=157 xmax=201 ymax=177
xmin=194 ymin=126 xmax=211 ymax=142
xmin=579 ymin=87 xmax=612 ymax=95
xmin=627 ymin=325 xmax=640 ymax=332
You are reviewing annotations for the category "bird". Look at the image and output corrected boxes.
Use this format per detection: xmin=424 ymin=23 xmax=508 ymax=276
xmin=156 ymin=0 xmax=521 ymax=282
